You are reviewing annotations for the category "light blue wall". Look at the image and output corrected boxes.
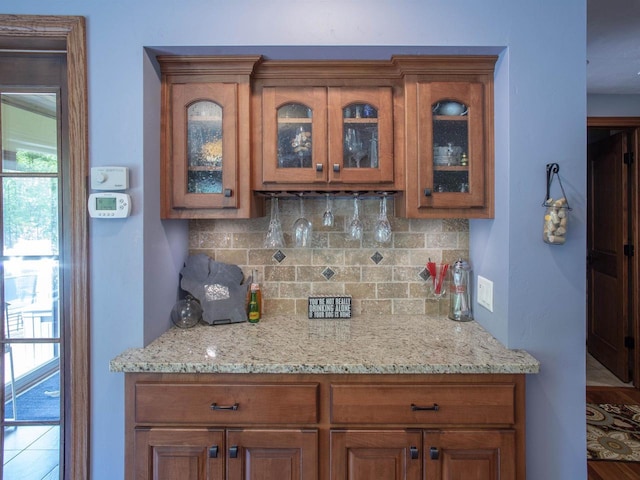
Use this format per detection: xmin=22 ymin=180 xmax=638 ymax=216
xmin=3 ymin=1 xmax=587 ymax=479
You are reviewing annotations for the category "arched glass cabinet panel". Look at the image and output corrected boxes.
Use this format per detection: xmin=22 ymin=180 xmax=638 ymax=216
xmin=187 ymin=100 xmax=223 ymax=194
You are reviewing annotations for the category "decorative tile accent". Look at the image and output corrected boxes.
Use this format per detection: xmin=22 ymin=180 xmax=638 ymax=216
xmin=419 ymin=268 xmax=430 ymax=281
xmin=371 ymin=251 xmax=384 ymax=264
xmin=322 ymin=267 xmax=335 ymax=280
xmin=273 ymin=250 xmax=286 ymax=263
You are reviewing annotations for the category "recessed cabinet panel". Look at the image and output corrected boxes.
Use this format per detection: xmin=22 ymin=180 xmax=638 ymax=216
xmin=172 ymin=83 xmax=238 ymax=210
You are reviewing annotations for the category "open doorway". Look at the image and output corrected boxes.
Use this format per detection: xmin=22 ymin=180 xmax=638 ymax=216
xmin=587 ymin=117 xmax=640 ymax=388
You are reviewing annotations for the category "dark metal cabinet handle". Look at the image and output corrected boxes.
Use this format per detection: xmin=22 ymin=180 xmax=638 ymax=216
xmin=210 ymin=402 xmax=239 ymax=411
xmin=224 ymin=188 xmax=232 ymax=197
xmin=229 ymin=445 xmax=238 ymax=458
xmin=411 ymin=403 xmax=439 ymax=411
xmin=209 ymin=445 xmax=218 ymax=458
xmin=333 ymin=164 xmax=340 ymax=173
xmin=316 ymin=163 xmax=323 ymax=172
xmin=424 ymin=188 xmax=432 ymax=197
xmin=410 ymin=446 xmax=419 ymax=460
xmin=430 ymin=446 xmax=440 ymax=460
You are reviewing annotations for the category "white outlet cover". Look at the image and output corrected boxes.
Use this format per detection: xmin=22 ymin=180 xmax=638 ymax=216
xmin=477 ymin=275 xmax=494 ymax=312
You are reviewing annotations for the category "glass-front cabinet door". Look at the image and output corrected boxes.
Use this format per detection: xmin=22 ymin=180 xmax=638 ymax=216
xmin=417 ymin=81 xmax=485 ymax=209
xmin=328 ymin=87 xmax=393 ymax=184
xmin=262 ymin=87 xmax=327 ymax=184
xmin=170 ymin=82 xmax=238 ymax=209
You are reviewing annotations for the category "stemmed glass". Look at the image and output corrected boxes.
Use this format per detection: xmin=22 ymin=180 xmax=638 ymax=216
xmin=345 ymin=128 xmax=365 ymax=168
xmin=322 ymin=193 xmax=334 ymax=227
xmin=348 ymin=195 xmax=363 ymax=241
xmin=374 ymin=194 xmax=392 ymax=244
xmin=293 ymin=194 xmax=312 ymax=247
xmin=264 ymin=195 xmax=285 ymax=248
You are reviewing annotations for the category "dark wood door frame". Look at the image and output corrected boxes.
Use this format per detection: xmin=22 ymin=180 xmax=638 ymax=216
xmin=588 ymin=117 xmax=640 ymax=388
xmin=0 ymin=15 xmax=89 ymax=479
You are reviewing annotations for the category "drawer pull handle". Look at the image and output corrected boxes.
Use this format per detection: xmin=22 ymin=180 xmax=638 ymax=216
xmin=410 ymin=446 xmax=419 ymax=460
xmin=209 ymin=445 xmax=218 ymax=458
xmin=333 ymin=164 xmax=340 ymax=173
xmin=430 ymin=446 xmax=440 ymax=460
xmin=411 ymin=403 xmax=439 ymax=411
xmin=211 ymin=402 xmax=239 ymax=411
xmin=229 ymin=445 xmax=238 ymax=458
xmin=316 ymin=163 xmax=323 ymax=172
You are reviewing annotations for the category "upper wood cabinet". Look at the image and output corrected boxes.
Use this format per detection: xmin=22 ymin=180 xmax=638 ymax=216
xmin=158 ymin=55 xmax=262 ymax=219
xmin=397 ymin=56 xmax=497 ymax=219
xmin=158 ymin=54 xmax=496 ymax=218
xmin=261 ymin=85 xmax=394 ymax=186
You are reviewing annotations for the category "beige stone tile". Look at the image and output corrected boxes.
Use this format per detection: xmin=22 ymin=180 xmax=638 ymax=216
xmin=409 ymin=282 xmax=430 ymax=298
xmin=328 ymin=232 xmax=361 ymax=249
xmin=264 ymin=298 xmax=296 ymax=315
xmin=280 ymin=282 xmax=313 ymax=298
xmin=276 ymin=248 xmax=313 ymax=266
xmin=233 ymin=233 xmax=265 ymax=249
xmin=197 ymin=232 xmax=233 ymax=249
xmin=361 ymin=299 xmax=392 ymax=315
xmin=261 ymin=282 xmax=279 ymax=299
xmin=330 ymin=266 xmax=362 ymax=283
xmin=390 ymin=215 xmax=410 ymax=232
xmin=426 ymin=232 xmax=459 ymax=248
xmin=344 ymin=282 xmax=377 ymax=298
xmin=312 ymin=282 xmax=345 ymax=295
xmin=295 ymin=298 xmax=309 ymax=315
xmin=296 ymin=265 xmax=331 ymax=282
xmin=457 ymin=232 xmax=470 ymax=249
xmin=392 ymin=298 xmax=425 ymax=315
xmin=394 ymin=233 xmax=426 ymax=249
xmin=442 ymin=249 xmax=469 ymax=264
xmin=249 ymin=249 xmax=282 ymax=266
xmin=410 ymin=249 xmax=444 ymax=266
xmin=442 ymin=218 xmax=469 ymax=232
xmin=410 ymin=218 xmax=443 ymax=233
xmin=393 ymin=266 xmax=424 ymax=282
xmin=312 ymin=248 xmax=345 ymax=266
xmin=189 ymin=229 xmax=200 ymax=248
xmin=377 ymin=282 xmax=409 ymax=299
xmin=361 ymin=266 xmax=393 ymax=282
xmin=344 ymin=249 xmax=379 ymax=265
xmin=264 ymin=265 xmax=296 ymax=282
xmin=214 ymin=249 xmax=248 ymax=266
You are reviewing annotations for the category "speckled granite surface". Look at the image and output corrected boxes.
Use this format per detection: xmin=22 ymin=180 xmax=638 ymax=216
xmin=109 ymin=315 xmax=539 ymax=375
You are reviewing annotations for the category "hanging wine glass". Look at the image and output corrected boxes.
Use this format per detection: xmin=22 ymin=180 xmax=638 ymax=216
xmin=348 ymin=195 xmax=363 ymax=241
xmin=264 ymin=195 xmax=285 ymax=248
xmin=293 ymin=194 xmax=312 ymax=247
xmin=374 ymin=193 xmax=392 ymax=244
xmin=322 ymin=193 xmax=334 ymax=227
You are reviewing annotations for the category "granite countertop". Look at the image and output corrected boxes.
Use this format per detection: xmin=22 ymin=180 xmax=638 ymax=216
xmin=109 ymin=314 xmax=539 ymax=375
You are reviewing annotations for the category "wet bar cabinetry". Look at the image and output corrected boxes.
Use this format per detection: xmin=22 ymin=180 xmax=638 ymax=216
xmin=158 ymin=54 xmax=496 ymax=218
xmin=126 ymin=373 xmax=524 ymax=480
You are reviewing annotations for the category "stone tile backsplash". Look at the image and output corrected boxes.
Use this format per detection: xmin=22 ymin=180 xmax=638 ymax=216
xmin=189 ymin=196 xmax=469 ymax=316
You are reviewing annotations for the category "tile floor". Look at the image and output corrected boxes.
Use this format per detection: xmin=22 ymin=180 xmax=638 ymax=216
xmin=586 ymin=353 xmax=633 ymax=387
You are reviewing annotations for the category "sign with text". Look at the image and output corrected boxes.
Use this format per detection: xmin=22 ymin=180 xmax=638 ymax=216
xmin=308 ymin=296 xmax=352 ymax=319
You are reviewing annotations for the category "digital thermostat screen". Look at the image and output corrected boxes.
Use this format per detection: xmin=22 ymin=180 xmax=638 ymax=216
xmin=96 ymin=196 xmax=117 ymax=211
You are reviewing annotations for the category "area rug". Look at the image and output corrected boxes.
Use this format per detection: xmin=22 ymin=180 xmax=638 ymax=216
xmin=4 ymin=371 xmax=60 ymax=421
xmin=587 ymin=403 xmax=640 ymax=461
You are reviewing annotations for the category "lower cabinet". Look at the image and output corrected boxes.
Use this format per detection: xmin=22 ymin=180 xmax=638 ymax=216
xmin=135 ymin=427 xmax=317 ymax=480
xmin=125 ymin=373 xmax=526 ymax=480
xmin=330 ymin=429 xmax=514 ymax=480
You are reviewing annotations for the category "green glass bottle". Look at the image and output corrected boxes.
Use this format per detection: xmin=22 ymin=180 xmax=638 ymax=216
xmin=248 ymin=289 xmax=260 ymax=323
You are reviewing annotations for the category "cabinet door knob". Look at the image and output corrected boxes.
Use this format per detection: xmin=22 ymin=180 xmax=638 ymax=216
xmin=333 ymin=164 xmax=340 ymax=173
xmin=429 ymin=446 xmax=440 ymax=460
xmin=410 ymin=446 xmax=419 ymax=460
xmin=229 ymin=445 xmax=238 ymax=458
xmin=209 ymin=445 xmax=218 ymax=458
xmin=316 ymin=163 xmax=323 ymax=172
xmin=424 ymin=188 xmax=432 ymax=197
xmin=224 ymin=188 xmax=233 ymax=197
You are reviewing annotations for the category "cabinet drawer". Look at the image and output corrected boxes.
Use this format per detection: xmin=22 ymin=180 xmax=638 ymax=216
xmin=135 ymin=383 xmax=319 ymax=425
xmin=330 ymin=384 xmax=515 ymax=425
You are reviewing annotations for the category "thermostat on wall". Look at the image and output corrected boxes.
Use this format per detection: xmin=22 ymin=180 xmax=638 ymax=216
xmin=88 ymin=192 xmax=131 ymax=218
xmin=91 ymin=166 xmax=129 ymax=190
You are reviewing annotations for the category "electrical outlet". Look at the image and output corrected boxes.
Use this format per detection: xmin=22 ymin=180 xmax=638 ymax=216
xmin=477 ymin=275 xmax=494 ymax=312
